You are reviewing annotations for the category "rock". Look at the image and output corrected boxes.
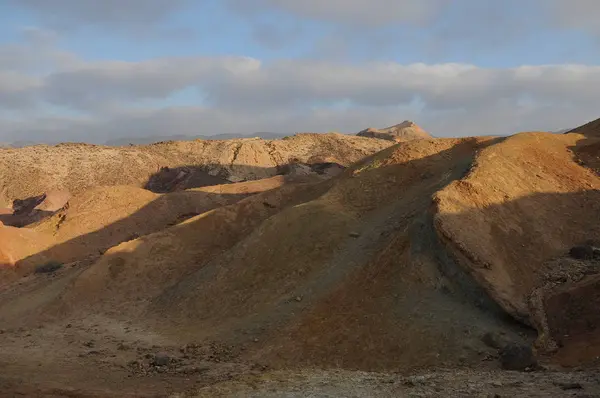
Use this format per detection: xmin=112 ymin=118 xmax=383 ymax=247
xmin=404 ymin=375 xmax=427 ymax=386
xmin=349 ymin=232 xmax=361 ymax=238
xmin=499 ymin=343 xmax=537 ymax=371
xmin=555 ymin=382 xmax=583 ymax=390
xmin=481 ymin=332 xmax=504 ymax=349
xmin=569 ymin=245 xmax=595 ymax=260
xmin=117 ymin=343 xmax=130 ymax=351
xmin=152 ymin=353 xmax=170 ymax=367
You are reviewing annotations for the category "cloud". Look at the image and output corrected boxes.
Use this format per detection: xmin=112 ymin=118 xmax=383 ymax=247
xmin=548 ymin=0 xmax=600 ymax=34
xmin=43 ymin=57 xmax=595 ymax=113
xmin=0 ymin=28 xmax=79 ymax=73
xmin=227 ymin=0 xmax=448 ymax=27
xmin=0 ymin=14 xmax=598 ymax=144
xmin=0 ymin=48 xmax=599 ymax=143
xmin=250 ymin=23 xmax=305 ymax=51
xmin=8 ymin=0 xmax=192 ymax=35
xmin=40 ymin=56 xmax=261 ymax=109
xmin=0 ymin=72 xmax=43 ymax=109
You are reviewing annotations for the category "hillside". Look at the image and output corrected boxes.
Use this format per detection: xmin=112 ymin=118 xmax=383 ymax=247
xmin=0 ymin=119 xmax=599 ymax=396
xmin=0 ymin=133 xmax=391 ymax=206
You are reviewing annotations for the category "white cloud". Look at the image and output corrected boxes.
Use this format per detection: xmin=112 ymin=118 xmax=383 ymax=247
xmin=8 ymin=0 xmax=192 ymax=33
xmin=42 ymin=57 xmax=595 ymax=114
xmin=0 ymin=5 xmax=598 ymax=144
xmin=0 ymin=50 xmax=598 ymax=142
xmin=0 ymin=72 xmax=43 ymax=109
xmin=40 ymin=57 xmax=256 ymax=108
xmin=227 ymin=0 xmax=449 ymax=26
xmin=548 ymin=0 xmax=600 ymax=34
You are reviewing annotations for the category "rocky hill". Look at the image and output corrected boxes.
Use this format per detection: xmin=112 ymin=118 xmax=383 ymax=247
xmin=357 ymin=120 xmax=432 ymax=141
xmin=0 ymin=120 xmax=599 ymax=396
xmin=0 ymin=133 xmax=392 ymax=207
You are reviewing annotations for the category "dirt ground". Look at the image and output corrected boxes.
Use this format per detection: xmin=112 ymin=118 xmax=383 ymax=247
xmin=0 ymin=314 xmax=598 ymax=397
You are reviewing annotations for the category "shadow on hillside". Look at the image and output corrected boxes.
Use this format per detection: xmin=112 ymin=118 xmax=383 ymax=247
xmin=143 ymin=162 xmax=347 ymax=193
xmin=144 ymin=166 xmax=231 ymax=193
xmin=568 ymin=134 xmax=600 ymax=175
xmin=5 ymin=165 xmax=306 ymax=275
xmin=2 ymin=190 xmax=242 ymax=276
xmin=1 ymin=140 xmax=482 ymax=290
xmin=3 ymin=134 xmax=599 ymax=370
xmin=3 ymin=162 xmax=345 ymax=273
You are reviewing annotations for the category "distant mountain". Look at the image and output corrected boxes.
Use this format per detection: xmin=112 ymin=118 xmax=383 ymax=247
xmin=104 ymin=132 xmax=287 ymax=146
xmin=357 ymin=121 xmax=432 ymax=142
xmin=5 ymin=140 xmax=41 ymax=148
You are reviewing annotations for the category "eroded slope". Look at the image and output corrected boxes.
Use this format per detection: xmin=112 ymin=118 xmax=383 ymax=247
xmin=435 ymin=132 xmax=600 ymax=322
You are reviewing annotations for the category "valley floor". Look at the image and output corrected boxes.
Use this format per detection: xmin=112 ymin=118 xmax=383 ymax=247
xmin=0 ymin=316 xmax=598 ymax=397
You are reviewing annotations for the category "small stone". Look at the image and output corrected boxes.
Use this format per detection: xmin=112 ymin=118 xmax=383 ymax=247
xmin=405 ymin=375 xmax=427 ymax=386
xmin=482 ymin=332 xmax=504 ymax=349
xmin=66 ymin=324 xmax=72 ymax=329
xmin=499 ymin=343 xmax=537 ymax=371
xmin=295 ymin=296 xmax=303 ymax=302
xmin=117 ymin=343 xmax=130 ymax=351
xmin=569 ymin=245 xmax=594 ymax=260
xmin=349 ymin=232 xmax=360 ymax=238
xmin=555 ymin=382 xmax=583 ymax=391
xmin=83 ymin=340 xmax=95 ymax=348
xmin=152 ymin=353 xmax=170 ymax=367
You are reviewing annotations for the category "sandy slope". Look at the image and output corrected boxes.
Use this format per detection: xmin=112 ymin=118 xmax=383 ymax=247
xmin=0 ymin=176 xmax=300 ymax=285
xmin=435 ymin=131 xmax=600 ymax=322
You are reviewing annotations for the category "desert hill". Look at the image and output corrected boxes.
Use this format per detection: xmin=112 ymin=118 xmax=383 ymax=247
xmin=0 ymin=175 xmax=317 ymax=285
xmin=0 ymin=132 xmax=392 ymax=207
xmin=0 ymin=119 xmax=599 ymax=396
xmin=357 ymin=120 xmax=432 ymax=141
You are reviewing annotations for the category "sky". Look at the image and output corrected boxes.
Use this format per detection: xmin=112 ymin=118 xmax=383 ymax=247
xmin=0 ymin=0 xmax=599 ymax=144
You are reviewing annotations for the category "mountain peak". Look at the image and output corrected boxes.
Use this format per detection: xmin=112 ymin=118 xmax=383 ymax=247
xmin=357 ymin=120 xmax=431 ymax=141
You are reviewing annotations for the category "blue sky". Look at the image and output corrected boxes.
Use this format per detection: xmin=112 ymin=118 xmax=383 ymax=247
xmin=0 ymin=0 xmax=599 ymax=143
